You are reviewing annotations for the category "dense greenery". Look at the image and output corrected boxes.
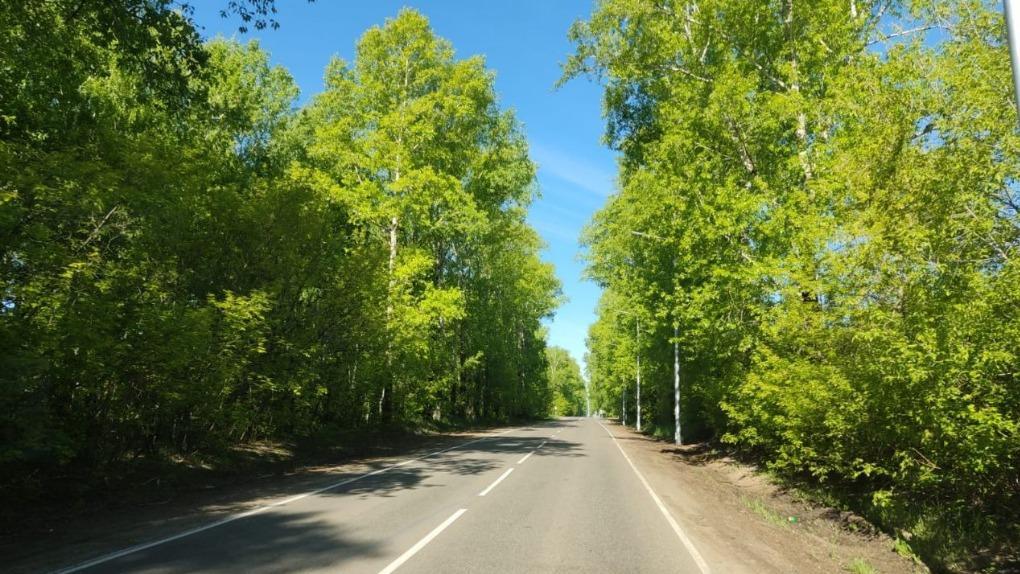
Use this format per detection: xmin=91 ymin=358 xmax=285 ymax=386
xmin=1 ymin=3 xmax=560 ymax=482
xmin=546 ymin=346 xmax=587 ymax=417
xmin=570 ymin=0 xmax=1019 ymax=568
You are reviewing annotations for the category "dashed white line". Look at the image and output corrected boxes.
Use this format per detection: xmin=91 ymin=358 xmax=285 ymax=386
xmin=55 ymin=428 xmax=516 ymax=574
xmin=377 ymin=508 xmax=467 ymax=574
xmin=518 ymin=438 xmax=548 ymax=466
xmin=597 ymin=420 xmax=712 ymax=574
xmin=478 ymin=467 xmax=514 ymax=496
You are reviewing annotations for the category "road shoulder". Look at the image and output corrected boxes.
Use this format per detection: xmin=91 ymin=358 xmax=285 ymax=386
xmin=602 ymin=421 xmax=927 ymax=574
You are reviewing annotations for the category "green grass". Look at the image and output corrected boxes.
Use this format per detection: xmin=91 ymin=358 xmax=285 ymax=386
xmin=892 ymin=538 xmax=920 ymax=564
xmin=742 ymin=496 xmax=789 ymax=528
xmin=845 ymin=557 xmax=876 ymax=574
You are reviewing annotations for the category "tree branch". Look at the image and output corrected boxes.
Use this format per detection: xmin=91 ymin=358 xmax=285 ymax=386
xmin=868 ymin=25 xmax=937 ymax=47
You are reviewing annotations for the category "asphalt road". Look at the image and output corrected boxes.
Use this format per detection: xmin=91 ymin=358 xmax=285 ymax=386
xmin=57 ymin=418 xmax=710 ymax=574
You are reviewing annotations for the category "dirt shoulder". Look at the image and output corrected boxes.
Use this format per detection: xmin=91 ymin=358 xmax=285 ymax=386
xmin=605 ymin=420 xmax=927 ymax=574
xmin=1 ymin=425 xmax=512 ymax=574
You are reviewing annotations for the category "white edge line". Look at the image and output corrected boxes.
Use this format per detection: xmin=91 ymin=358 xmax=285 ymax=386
xmin=54 ymin=428 xmax=516 ymax=574
xmin=377 ymin=508 xmax=467 ymax=574
xmin=597 ymin=421 xmax=712 ymax=574
xmin=477 ymin=467 xmax=514 ymax=496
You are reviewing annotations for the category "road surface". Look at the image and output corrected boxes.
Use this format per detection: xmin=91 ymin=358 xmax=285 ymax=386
xmin=56 ymin=418 xmax=710 ymax=574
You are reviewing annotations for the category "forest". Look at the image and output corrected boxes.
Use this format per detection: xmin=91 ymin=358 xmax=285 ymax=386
xmin=4 ymin=0 xmax=1019 ymax=571
xmin=547 ymin=345 xmax=588 ymax=417
xmin=0 ymin=1 xmax=571 ymax=493
xmin=573 ymin=0 xmax=1019 ymax=569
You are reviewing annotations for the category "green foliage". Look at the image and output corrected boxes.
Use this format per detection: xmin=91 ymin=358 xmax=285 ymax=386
xmin=893 ymin=538 xmax=921 ymax=564
xmin=1 ymin=3 xmax=559 ymax=485
xmin=546 ymin=346 xmax=587 ymax=417
xmin=571 ymin=0 xmax=1019 ymax=567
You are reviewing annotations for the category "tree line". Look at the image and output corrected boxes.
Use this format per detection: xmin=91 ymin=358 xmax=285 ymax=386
xmin=570 ymin=0 xmax=1018 ymax=568
xmin=1 ymin=2 xmax=564 ymax=484
xmin=546 ymin=346 xmax=587 ymax=417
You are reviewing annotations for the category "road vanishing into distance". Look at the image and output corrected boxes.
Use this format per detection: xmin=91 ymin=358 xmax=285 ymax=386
xmin=56 ymin=418 xmax=710 ymax=574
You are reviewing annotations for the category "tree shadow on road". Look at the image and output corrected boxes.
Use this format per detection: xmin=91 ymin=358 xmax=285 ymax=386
xmin=21 ymin=425 xmax=587 ymax=573
xmin=85 ymin=510 xmax=384 ymax=574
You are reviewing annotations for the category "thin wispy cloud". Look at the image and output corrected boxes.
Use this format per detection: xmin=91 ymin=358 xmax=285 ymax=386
xmin=531 ymin=141 xmax=616 ymax=198
xmin=537 ymin=197 xmax=589 ymax=223
xmin=531 ymin=218 xmax=580 ymax=244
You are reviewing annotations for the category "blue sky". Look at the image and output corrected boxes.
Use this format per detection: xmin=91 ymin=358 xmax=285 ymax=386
xmin=191 ymin=0 xmax=613 ymax=373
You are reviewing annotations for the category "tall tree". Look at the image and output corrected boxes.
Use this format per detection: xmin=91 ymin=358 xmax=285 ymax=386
xmin=302 ymin=9 xmax=557 ymax=423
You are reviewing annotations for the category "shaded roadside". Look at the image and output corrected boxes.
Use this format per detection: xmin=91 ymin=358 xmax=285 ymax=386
xmin=604 ymin=420 xmax=930 ymax=574
xmin=632 ymin=421 xmax=1017 ymax=574
xmin=0 ymin=421 xmax=531 ymax=574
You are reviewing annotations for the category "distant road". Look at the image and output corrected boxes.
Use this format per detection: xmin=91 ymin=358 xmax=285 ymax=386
xmin=56 ymin=418 xmax=710 ymax=573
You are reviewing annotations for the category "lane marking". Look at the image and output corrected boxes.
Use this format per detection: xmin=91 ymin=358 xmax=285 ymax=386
xmin=377 ymin=508 xmax=467 ymax=574
xmin=597 ymin=421 xmax=712 ymax=574
xmin=55 ymin=428 xmax=516 ymax=574
xmin=516 ymin=436 xmax=549 ymax=466
xmin=477 ymin=467 xmax=514 ymax=496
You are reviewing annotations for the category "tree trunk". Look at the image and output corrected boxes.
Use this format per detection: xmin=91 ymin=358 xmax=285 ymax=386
xmin=381 ymin=215 xmax=398 ymax=423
